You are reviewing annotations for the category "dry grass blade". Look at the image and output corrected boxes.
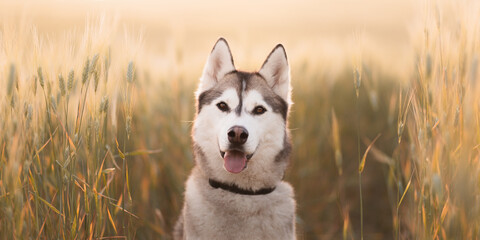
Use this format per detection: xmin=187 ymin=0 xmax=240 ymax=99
xmin=109 ymin=202 xmax=139 ymax=219
xmin=97 ymin=237 xmax=127 ymax=239
xmin=433 ymin=198 xmax=450 ymax=238
xmin=397 ymin=171 xmax=413 ymax=210
xmin=35 ymin=127 xmax=58 ymax=153
xmin=107 ymin=208 xmax=117 ymax=234
xmin=362 ymin=137 xmax=393 ymax=166
xmin=358 ymin=134 xmax=381 ymax=173
xmin=115 ymin=139 xmax=125 ymax=160
xmin=35 ymin=191 xmax=59 ymax=240
xmin=95 ymin=152 xmax=109 ymax=187
xmin=112 ymin=149 xmax=162 ymax=159
xmin=102 ymin=168 xmax=116 ymax=174
xmin=331 ymin=109 xmax=343 ymax=175
xmin=126 ymin=163 xmax=132 ymax=201
xmin=1 ymin=142 xmax=5 ymax=164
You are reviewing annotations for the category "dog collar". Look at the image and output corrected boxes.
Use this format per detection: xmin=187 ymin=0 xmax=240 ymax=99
xmin=208 ymin=178 xmax=276 ymax=195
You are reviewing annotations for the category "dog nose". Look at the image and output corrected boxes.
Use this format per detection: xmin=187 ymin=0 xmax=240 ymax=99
xmin=227 ymin=126 xmax=249 ymax=145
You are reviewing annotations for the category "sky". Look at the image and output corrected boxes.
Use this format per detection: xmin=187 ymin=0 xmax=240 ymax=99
xmin=0 ymin=0 xmax=420 ymax=78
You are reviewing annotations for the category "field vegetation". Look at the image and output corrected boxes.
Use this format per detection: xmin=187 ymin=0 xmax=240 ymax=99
xmin=0 ymin=0 xmax=479 ymax=239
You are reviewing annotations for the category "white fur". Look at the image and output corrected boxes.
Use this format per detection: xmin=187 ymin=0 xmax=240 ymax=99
xmin=196 ymin=39 xmax=235 ymax=96
xmin=182 ymin=172 xmax=295 ymax=240
xmin=259 ymin=45 xmax=292 ymax=104
xmin=192 ymin=89 xmax=287 ymax=190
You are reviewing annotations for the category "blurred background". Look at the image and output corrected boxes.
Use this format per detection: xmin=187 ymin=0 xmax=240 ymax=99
xmin=1 ymin=0 xmax=479 ymax=239
xmin=0 ymin=0 xmax=417 ymax=79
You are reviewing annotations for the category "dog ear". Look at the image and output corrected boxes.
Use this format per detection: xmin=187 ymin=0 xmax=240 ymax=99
xmin=259 ymin=44 xmax=291 ymax=104
xmin=197 ymin=38 xmax=235 ymax=94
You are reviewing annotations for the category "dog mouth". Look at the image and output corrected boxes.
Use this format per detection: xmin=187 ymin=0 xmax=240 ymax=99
xmin=220 ymin=150 xmax=253 ymax=174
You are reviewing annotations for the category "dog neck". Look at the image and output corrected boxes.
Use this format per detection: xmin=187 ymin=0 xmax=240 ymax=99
xmin=208 ymin=178 xmax=276 ymax=195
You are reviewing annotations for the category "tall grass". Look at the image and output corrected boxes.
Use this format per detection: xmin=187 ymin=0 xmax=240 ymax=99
xmin=0 ymin=0 xmax=479 ymax=239
xmin=395 ymin=2 xmax=480 ymax=238
xmin=0 ymin=18 xmax=165 ymax=239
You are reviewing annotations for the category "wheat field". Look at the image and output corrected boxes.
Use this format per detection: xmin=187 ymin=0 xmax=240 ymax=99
xmin=0 ymin=0 xmax=479 ymax=239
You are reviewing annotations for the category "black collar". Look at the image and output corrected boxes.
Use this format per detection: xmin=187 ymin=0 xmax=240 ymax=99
xmin=208 ymin=178 xmax=276 ymax=195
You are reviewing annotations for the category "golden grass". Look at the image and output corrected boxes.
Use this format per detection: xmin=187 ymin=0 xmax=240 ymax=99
xmin=0 ymin=0 xmax=479 ymax=239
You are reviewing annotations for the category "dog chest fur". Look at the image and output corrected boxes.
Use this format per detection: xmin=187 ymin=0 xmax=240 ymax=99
xmin=177 ymin=167 xmax=295 ymax=240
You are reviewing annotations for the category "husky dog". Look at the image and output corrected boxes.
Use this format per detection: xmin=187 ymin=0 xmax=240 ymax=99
xmin=174 ymin=38 xmax=296 ymax=240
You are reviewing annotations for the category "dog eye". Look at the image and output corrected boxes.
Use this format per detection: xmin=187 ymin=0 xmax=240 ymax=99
xmin=216 ymin=102 xmax=230 ymax=112
xmin=253 ymin=106 xmax=267 ymax=115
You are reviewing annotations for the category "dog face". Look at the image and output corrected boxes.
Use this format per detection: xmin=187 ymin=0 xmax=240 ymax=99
xmin=193 ymin=38 xmax=291 ymax=182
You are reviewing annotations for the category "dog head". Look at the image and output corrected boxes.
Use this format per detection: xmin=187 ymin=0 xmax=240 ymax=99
xmin=193 ymin=38 xmax=292 ymax=188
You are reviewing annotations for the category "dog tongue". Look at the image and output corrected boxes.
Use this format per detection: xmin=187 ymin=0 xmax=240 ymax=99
xmin=223 ymin=150 xmax=247 ymax=174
